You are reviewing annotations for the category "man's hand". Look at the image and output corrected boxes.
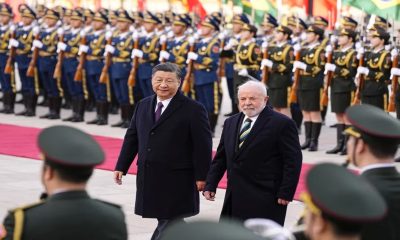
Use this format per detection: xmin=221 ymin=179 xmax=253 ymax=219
xmin=196 ymin=181 xmax=206 ymax=191
xmin=277 ymin=198 xmax=290 ymax=205
xmin=114 ymin=171 xmax=123 ymax=185
xmin=203 ymin=191 xmax=216 ymax=201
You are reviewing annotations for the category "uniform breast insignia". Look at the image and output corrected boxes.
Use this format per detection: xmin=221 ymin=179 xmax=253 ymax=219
xmin=120 ymin=42 xmax=124 ymax=46
xmin=46 ymin=35 xmax=50 ymax=40
xmin=277 ymin=51 xmax=282 ymax=55
xmin=176 ymin=45 xmax=180 ymax=50
xmin=146 ymin=41 xmax=150 ymax=46
xmin=309 ymin=53 xmax=314 ymax=58
xmin=201 ymin=46 xmax=206 ymax=51
xmin=23 ymin=34 xmax=27 ymax=39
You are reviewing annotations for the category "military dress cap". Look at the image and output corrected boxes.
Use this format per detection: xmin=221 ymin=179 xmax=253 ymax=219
xmin=0 ymin=3 xmax=13 ymax=17
xmin=341 ymin=16 xmax=358 ymax=28
xmin=38 ymin=125 xmax=105 ymax=167
xmin=211 ymin=12 xmax=223 ymax=24
xmin=20 ymin=5 xmax=36 ymax=19
xmin=84 ymin=8 xmax=94 ymax=18
xmin=173 ymin=14 xmax=191 ymax=27
xmin=276 ymin=25 xmax=293 ymax=36
xmin=374 ymin=16 xmax=391 ymax=28
xmin=303 ymin=163 xmax=387 ymax=222
xmin=314 ymin=16 xmax=328 ymax=27
xmin=36 ymin=4 xmax=47 ymax=13
xmin=45 ymin=9 xmax=60 ymax=20
xmin=132 ymin=11 xmax=144 ymax=22
xmin=117 ymin=9 xmax=134 ymax=23
xmin=64 ymin=9 xmax=72 ymax=17
xmin=262 ymin=13 xmax=278 ymax=27
xmin=232 ymin=13 xmax=250 ymax=25
xmin=164 ymin=11 xmax=175 ymax=24
xmin=201 ymin=16 xmax=219 ymax=31
xmin=143 ymin=11 xmax=162 ymax=24
xmin=161 ymin=220 xmax=267 ymax=240
xmin=70 ymin=9 xmax=84 ymax=21
xmin=344 ymin=104 xmax=400 ymax=142
xmin=242 ymin=23 xmax=257 ymax=35
xmin=109 ymin=10 xmax=118 ymax=21
xmin=54 ymin=6 xmax=66 ymax=16
xmin=93 ymin=11 xmax=109 ymax=24
xmin=371 ymin=27 xmax=390 ymax=44
xmin=98 ymin=8 xmax=109 ymax=16
xmin=287 ymin=16 xmax=307 ymax=29
xmin=306 ymin=25 xmax=324 ymax=38
xmin=156 ymin=12 xmax=166 ymax=25
xmin=339 ymin=28 xmax=356 ymax=40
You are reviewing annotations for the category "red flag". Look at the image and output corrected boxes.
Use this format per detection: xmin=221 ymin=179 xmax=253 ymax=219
xmin=313 ymin=0 xmax=337 ymax=29
xmin=187 ymin=0 xmax=207 ymax=20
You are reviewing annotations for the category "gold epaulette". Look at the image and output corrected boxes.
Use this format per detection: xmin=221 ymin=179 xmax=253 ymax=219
xmin=9 ymin=201 xmax=44 ymax=240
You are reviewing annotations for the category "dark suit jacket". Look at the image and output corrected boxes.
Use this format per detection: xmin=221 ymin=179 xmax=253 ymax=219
xmin=115 ymin=92 xmax=212 ymax=219
xmin=205 ymin=106 xmax=302 ymax=225
xmin=2 ymin=191 xmax=127 ymax=240
xmin=361 ymin=166 xmax=400 ymax=240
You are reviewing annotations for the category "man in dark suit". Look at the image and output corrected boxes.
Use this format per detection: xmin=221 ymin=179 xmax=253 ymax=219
xmin=203 ymin=80 xmax=302 ymax=225
xmin=114 ymin=62 xmax=212 ymax=240
xmin=0 ymin=126 xmax=128 ymax=240
xmin=344 ymin=104 xmax=400 ymax=240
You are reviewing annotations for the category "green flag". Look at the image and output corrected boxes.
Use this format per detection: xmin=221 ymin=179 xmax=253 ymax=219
xmin=232 ymin=0 xmax=277 ymax=24
xmin=342 ymin=0 xmax=400 ymax=21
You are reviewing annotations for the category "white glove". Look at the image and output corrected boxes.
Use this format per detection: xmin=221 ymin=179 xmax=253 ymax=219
xmin=261 ymin=41 xmax=268 ymax=50
xmin=32 ymin=39 xmax=43 ymax=49
xmin=8 ymin=38 xmax=19 ymax=48
xmin=9 ymin=24 xmax=16 ymax=33
xmin=218 ymin=32 xmax=225 ymax=40
xmin=32 ymin=26 xmax=40 ymax=35
xmin=105 ymin=44 xmax=115 ymax=54
xmin=293 ymin=43 xmax=301 ymax=54
xmin=293 ymin=61 xmax=307 ymax=72
xmin=187 ymin=52 xmax=198 ymax=61
xmin=159 ymin=35 xmax=167 ymax=44
xmin=325 ymin=45 xmax=333 ymax=53
xmin=324 ymin=63 xmax=336 ymax=75
xmin=356 ymin=48 xmax=364 ymax=60
xmin=132 ymin=31 xmax=139 ymax=41
xmin=57 ymin=42 xmax=67 ymax=52
xmin=105 ymin=31 xmax=113 ymax=40
xmin=78 ymin=45 xmax=89 ymax=54
xmin=238 ymin=68 xmax=249 ymax=77
xmin=355 ymin=42 xmax=362 ymax=50
xmin=159 ymin=50 xmax=170 ymax=61
xmin=57 ymin=28 xmax=64 ymax=36
xmin=188 ymin=36 xmax=196 ymax=45
xmin=167 ymin=31 xmax=174 ymax=39
xmin=357 ymin=66 xmax=369 ymax=76
xmin=385 ymin=44 xmax=392 ymax=51
xmin=330 ymin=35 xmax=337 ymax=44
xmin=132 ymin=49 xmax=143 ymax=58
xmin=80 ymin=29 xmax=87 ymax=37
xmin=390 ymin=67 xmax=400 ymax=77
xmin=261 ymin=59 xmax=273 ymax=69
xmin=391 ymin=48 xmax=398 ymax=61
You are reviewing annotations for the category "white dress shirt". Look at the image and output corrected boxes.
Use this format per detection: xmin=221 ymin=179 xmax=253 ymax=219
xmin=240 ymin=114 xmax=259 ymax=132
xmin=155 ymin=97 xmax=173 ymax=115
xmin=360 ymin=162 xmax=396 ymax=174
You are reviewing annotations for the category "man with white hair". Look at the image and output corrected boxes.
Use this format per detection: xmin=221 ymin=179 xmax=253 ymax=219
xmin=204 ymin=80 xmax=302 ymax=225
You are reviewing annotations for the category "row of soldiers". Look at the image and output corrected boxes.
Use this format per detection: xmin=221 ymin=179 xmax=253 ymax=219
xmin=0 ymin=3 xmax=399 ymax=141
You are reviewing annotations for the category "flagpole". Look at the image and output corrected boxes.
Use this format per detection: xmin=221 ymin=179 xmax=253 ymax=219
xmin=277 ymin=0 xmax=282 ymax=21
xmin=336 ymin=0 xmax=341 ymax=26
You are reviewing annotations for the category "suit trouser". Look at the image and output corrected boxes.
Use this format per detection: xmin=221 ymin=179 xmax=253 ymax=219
xmin=151 ymin=218 xmax=184 ymax=240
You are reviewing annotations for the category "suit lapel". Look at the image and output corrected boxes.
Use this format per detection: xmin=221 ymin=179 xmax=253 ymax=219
xmin=234 ymin=106 xmax=273 ymax=159
xmin=233 ymin=113 xmax=245 ymax=153
xmin=151 ymin=92 xmax=185 ymax=130
xmin=148 ymin=95 xmax=157 ymax=125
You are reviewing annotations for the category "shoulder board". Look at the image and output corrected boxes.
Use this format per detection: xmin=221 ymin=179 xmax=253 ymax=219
xmin=10 ymin=201 xmax=44 ymax=213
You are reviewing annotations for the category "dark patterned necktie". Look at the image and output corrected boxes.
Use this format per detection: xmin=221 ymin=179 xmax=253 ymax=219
xmin=155 ymin=102 xmax=164 ymax=122
xmin=239 ymin=118 xmax=252 ymax=148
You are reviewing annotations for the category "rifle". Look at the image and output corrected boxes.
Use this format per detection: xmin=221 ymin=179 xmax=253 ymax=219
xmin=53 ymin=33 xmax=64 ymax=79
xmin=4 ymin=26 xmax=16 ymax=74
xmin=181 ymin=41 xmax=195 ymax=94
xmin=261 ymin=43 xmax=269 ymax=85
xmin=218 ymin=34 xmax=226 ymax=80
xmin=74 ymin=33 xmax=87 ymax=82
xmin=127 ymin=32 xmax=139 ymax=87
xmin=26 ymin=30 xmax=40 ymax=77
xmin=388 ymin=24 xmax=398 ymax=112
xmin=352 ymin=13 xmax=366 ymax=105
xmin=159 ymin=35 xmax=167 ymax=63
xmin=99 ymin=36 xmax=112 ymax=84
xmin=321 ymin=47 xmax=334 ymax=106
xmin=289 ymin=48 xmax=302 ymax=104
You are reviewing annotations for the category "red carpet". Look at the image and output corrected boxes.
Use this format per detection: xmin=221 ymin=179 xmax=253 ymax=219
xmin=0 ymin=123 xmax=311 ymax=200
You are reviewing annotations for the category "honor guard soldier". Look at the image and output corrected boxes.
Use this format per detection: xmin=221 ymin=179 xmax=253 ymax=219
xmin=35 ymin=4 xmax=47 ymax=27
xmin=356 ymin=27 xmax=391 ymax=110
xmin=34 ymin=9 xmax=62 ymax=120
xmin=188 ymin=16 xmax=221 ymax=134
xmin=222 ymin=14 xmax=249 ymax=116
xmin=159 ymin=14 xmax=191 ymax=77
xmin=257 ymin=13 xmax=278 ymax=46
xmin=260 ymin=25 xmax=294 ymax=118
xmin=297 ymin=163 xmax=387 ymax=240
xmin=59 ymin=9 xmax=87 ymax=122
xmin=136 ymin=11 xmax=162 ymax=98
xmin=132 ymin=11 xmax=144 ymax=31
xmin=106 ymin=9 xmax=134 ymax=128
xmin=0 ymin=3 xmax=16 ymax=114
xmin=83 ymin=9 xmax=94 ymax=33
xmin=81 ymin=11 xmax=109 ymax=125
xmin=109 ymin=10 xmax=118 ymax=32
xmin=233 ymin=23 xmax=262 ymax=107
xmin=313 ymin=16 xmax=329 ymax=47
xmin=340 ymin=16 xmax=358 ymax=31
xmin=344 ymin=104 xmax=400 ymax=240
xmin=287 ymin=16 xmax=307 ymax=46
xmin=293 ymin=25 xmax=326 ymax=151
xmin=11 ymin=6 xmax=38 ymax=117
xmin=324 ymin=29 xmax=357 ymax=155
xmin=0 ymin=125 xmax=128 ymax=240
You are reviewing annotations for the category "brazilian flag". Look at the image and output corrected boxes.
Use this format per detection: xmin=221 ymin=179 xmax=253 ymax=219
xmin=342 ymin=0 xmax=400 ymax=21
xmin=231 ymin=0 xmax=277 ymax=24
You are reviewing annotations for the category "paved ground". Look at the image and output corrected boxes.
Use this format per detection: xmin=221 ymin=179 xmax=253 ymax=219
xmin=0 ymin=78 xmax=397 ymax=239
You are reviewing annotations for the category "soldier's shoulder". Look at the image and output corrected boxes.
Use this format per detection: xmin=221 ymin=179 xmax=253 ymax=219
xmin=93 ymin=199 xmax=122 ymax=209
xmin=8 ymin=201 xmax=45 ymax=214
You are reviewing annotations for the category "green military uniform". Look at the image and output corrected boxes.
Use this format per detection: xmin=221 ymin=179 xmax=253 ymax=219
xmin=1 ymin=126 xmax=128 ymax=240
xmin=360 ymin=28 xmax=391 ymax=110
xmin=265 ymin=25 xmax=294 ymax=108
xmin=344 ymin=104 xmax=400 ymax=240
xmin=293 ymin=162 xmax=387 ymax=240
xmin=233 ymin=24 xmax=262 ymax=103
